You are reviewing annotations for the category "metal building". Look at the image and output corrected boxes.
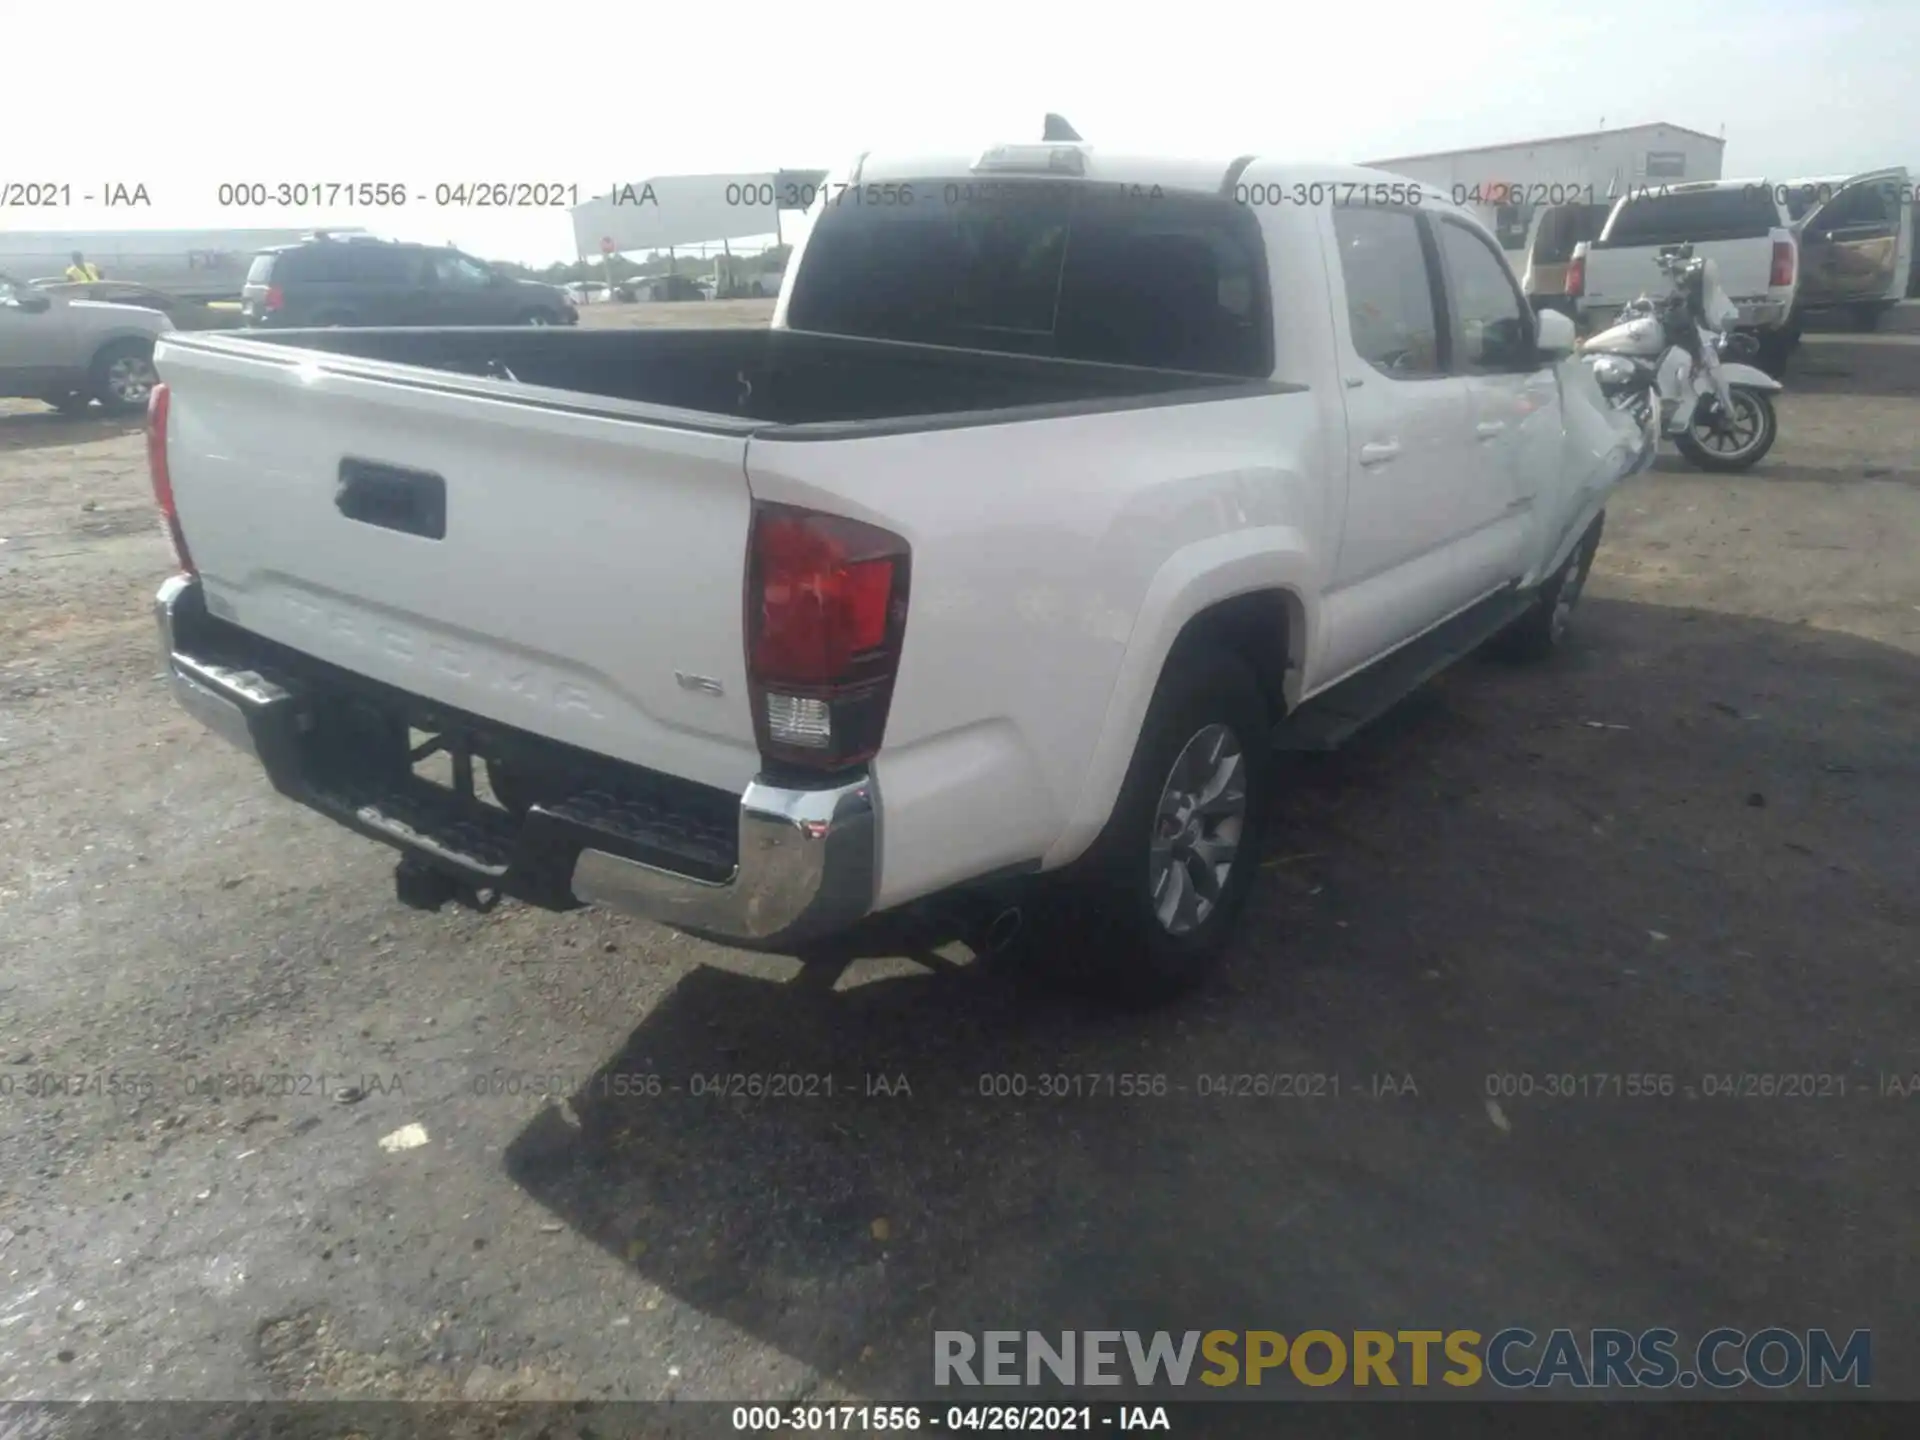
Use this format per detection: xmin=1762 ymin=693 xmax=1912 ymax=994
xmin=1367 ymin=122 xmax=1726 ymax=249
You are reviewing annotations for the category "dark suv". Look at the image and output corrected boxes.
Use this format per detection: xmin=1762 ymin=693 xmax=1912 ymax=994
xmin=241 ymin=236 xmax=577 ymax=328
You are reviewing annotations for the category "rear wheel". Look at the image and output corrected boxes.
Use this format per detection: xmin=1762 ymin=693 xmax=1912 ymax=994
xmin=89 ymin=340 xmax=157 ymax=414
xmin=312 ymin=311 xmax=357 ymax=328
xmin=518 ymin=310 xmax=554 ymax=326
xmin=1852 ymin=303 xmax=1885 ymax=332
xmin=1674 ymin=387 xmax=1777 ymax=472
xmin=1028 ymin=646 xmax=1271 ymax=1006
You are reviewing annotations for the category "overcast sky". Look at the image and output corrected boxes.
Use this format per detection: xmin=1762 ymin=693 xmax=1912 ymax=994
xmin=3 ymin=0 xmax=1914 ymax=265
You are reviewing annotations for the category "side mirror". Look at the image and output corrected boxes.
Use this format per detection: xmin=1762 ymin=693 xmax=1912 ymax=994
xmin=1535 ymin=307 xmax=1577 ymax=357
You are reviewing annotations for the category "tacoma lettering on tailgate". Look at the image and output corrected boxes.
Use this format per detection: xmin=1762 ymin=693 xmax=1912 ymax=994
xmin=276 ymin=593 xmax=608 ymax=720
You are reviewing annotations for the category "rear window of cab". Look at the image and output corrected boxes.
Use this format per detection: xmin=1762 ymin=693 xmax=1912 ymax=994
xmin=785 ymin=178 xmax=1273 ymax=377
xmin=1599 ymin=188 xmax=1781 ymax=246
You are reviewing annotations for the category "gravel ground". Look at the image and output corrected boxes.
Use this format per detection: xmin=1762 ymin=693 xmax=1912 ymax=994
xmin=1 ymin=304 xmax=1916 ymax=1409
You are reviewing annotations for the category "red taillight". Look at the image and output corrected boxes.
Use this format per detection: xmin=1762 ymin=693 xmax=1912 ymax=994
xmin=146 ymin=383 xmax=195 ymax=575
xmin=1566 ymin=254 xmax=1586 ymax=298
xmin=263 ymin=284 xmax=284 ymax=312
xmin=1770 ymin=239 xmax=1796 ymax=289
xmin=746 ymin=505 xmax=910 ymax=770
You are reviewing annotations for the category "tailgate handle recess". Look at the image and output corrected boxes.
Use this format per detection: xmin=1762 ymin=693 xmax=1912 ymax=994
xmin=336 ymin=458 xmax=447 ymax=540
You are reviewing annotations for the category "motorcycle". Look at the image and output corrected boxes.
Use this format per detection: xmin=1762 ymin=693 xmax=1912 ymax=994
xmin=1580 ymin=244 xmax=1782 ymax=472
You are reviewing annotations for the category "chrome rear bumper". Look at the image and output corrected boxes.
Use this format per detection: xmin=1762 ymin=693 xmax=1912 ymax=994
xmin=155 ymin=574 xmax=877 ymax=948
xmin=571 ymin=781 xmax=874 ymax=944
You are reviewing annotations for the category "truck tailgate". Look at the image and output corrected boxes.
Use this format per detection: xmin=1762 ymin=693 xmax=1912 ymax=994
xmin=156 ymin=336 xmax=761 ymax=795
xmin=1584 ymin=238 xmax=1781 ymax=316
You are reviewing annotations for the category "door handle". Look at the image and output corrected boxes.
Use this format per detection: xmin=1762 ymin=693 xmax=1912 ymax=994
xmin=336 ymin=458 xmax=447 ymax=539
xmin=1475 ymin=421 xmax=1507 ymax=440
xmin=1359 ymin=441 xmax=1400 ymax=467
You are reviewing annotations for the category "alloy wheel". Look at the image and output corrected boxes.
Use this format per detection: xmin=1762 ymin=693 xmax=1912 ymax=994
xmin=106 ymin=355 xmax=157 ymax=405
xmin=1147 ymin=723 xmax=1248 ymax=936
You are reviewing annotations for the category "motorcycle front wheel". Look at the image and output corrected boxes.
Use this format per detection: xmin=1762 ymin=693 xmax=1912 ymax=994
xmin=1674 ymin=387 xmax=1777 ymax=472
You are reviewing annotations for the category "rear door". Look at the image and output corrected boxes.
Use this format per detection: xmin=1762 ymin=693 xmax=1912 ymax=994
xmin=1315 ymin=206 xmax=1482 ymax=685
xmin=351 ymin=246 xmax=436 ymax=324
xmin=1795 ymin=169 xmax=1910 ymax=309
xmin=283 ymin=244 xmax=429 ymax=326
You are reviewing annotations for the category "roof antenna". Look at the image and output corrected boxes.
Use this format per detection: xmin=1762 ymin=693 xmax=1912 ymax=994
xmin=1043 ymin=113 xmax=1082 ymax=142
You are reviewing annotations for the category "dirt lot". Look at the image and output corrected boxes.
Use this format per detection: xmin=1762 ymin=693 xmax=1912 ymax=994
xmin=1 ymin=303 xmax=1917 ymax=1410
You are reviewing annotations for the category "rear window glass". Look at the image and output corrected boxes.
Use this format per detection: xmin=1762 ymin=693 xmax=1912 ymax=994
xmin=1530 ymin=203 xmax=1612 ymax=264
xmin=245 ymin=254 xmax=276 ymax=285
xmin=1600 ymin=188 xmax=1779 ymax=246
xmin=785 ymin=179 xmax=1271 ymax=376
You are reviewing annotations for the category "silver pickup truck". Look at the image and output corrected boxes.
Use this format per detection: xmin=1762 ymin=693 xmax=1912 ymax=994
xmin=0 ymin=270 xmax=167 ymax=414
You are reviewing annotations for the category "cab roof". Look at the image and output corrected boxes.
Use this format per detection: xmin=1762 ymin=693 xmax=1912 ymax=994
xmin=852 ymin=145 xmax=1242 ymax=196
xmin=850 ymin=145 xmax=1475 ymax=216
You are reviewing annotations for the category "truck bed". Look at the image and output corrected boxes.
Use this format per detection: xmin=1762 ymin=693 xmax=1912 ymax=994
xmin=152 ymin=321 xmax=1289 ymax=819
xmin=207 ymin=325 xmax=1268 ymax=432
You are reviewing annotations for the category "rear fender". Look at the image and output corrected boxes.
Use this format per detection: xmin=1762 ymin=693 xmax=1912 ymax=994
xmin=87 ymin=326 xmax=164 ymax=360
xmin=1040 ymin=530 xmax=1316 ymax=870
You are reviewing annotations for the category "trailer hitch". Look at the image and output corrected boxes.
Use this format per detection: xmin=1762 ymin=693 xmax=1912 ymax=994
xmin=394 ymin=855 xmax=501 ymax=914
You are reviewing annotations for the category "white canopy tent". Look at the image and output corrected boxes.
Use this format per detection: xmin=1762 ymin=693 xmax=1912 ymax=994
xmin=568 ymin=170 xmax=827 ymax=260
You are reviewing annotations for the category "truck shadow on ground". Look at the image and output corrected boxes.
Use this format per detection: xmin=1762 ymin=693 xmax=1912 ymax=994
xmin=1648 ymin=455 xmax=1920 ymax=486
xmin=1784 ymin=335 xmax=1920 ymax=398
xmin=0 ymin=407 xmax=145 ymax=453
xmin=505 ymin=597 xmax=1919 ymax=1401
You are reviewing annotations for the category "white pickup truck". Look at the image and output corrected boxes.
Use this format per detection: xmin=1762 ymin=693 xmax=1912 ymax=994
xmin=149 ymin=142 xmax=1650 ymax=1003
xmin=1570 ymin=169 xmax=1915 ymax=368
xmin=1571 ymin=180 xmax=1800 ymax=367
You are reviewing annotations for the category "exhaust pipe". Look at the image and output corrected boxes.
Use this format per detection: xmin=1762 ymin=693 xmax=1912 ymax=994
xmin=985 ymin=906 xmax=1024 ymax=955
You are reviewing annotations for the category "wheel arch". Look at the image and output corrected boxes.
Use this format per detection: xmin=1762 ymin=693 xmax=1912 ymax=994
xmin=86 ymin=328 xmax=160 ymax=368
xmin=1041 ymin=532 xmax=1316 ymax=871
xmin=1163 ymin=589 xmax=1302 ymax=728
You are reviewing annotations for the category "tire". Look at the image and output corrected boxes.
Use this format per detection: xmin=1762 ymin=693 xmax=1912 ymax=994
xmin=1852 ymin=303 xmax=1884 ymax=332
xmin=1491 ymin=513 xmax=1604 ymax=662
xmin=518 ymin=310 xmax=554 ymax=326
xmin=88 ymin=339 xmax=157 ymax=415
xmin=1028 ymin=645 xmax=1272 ymax=1006
xmin=1673 ymin=387 xmax=1777 ymax=472
xmin=311 ymin=311 xmax=356 ymax=328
